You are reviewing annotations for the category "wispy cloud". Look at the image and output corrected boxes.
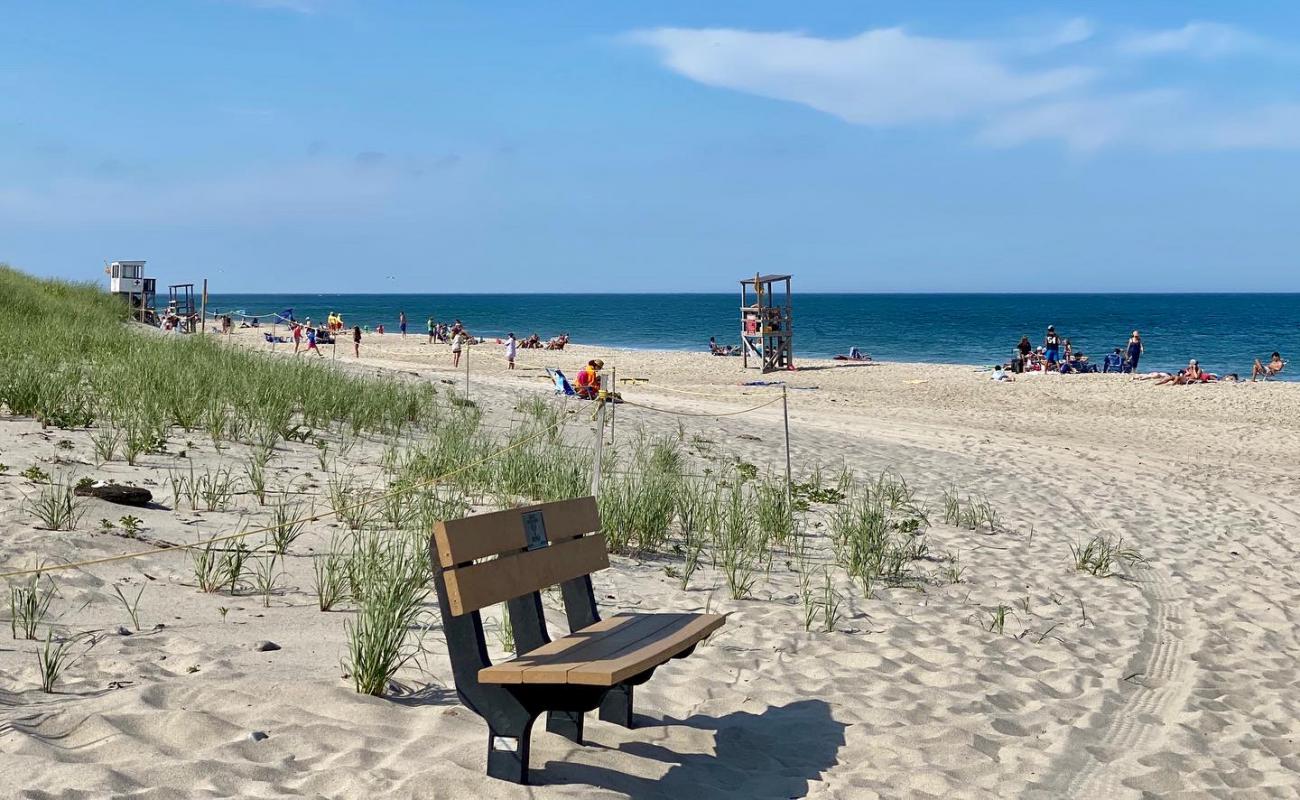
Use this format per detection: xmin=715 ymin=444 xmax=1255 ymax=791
xmin=627 ymin=20 xmax=1300 ymax=152
xmin=1117 ymin=22 xmax=1267 ymax=59
xmin=625 ymin=26 xmax=1093 ymax=126
xmin=0 ymin=159 xmax=406 ymax=226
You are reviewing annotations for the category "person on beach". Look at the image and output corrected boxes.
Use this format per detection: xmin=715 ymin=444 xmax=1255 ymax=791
xmin=427 ymin=317 xmax=435 ymax=344
xmin=452 ymin=331 xmax=465 ymax=367
xmin=304 ymin=326 xmax=323 ymax=357
xmin=1252 ymin=352 xmax=1286 ymax=381
xmin=1043 ymin=326 xmax=1061 ymax=367
xmin=376 ymin=323 xmax=385 ymax=334
xmin=1156 ymin=359 xmax=1204 ymax=385
xmin=505 ymin=332 xmax=518 ymax=370
xmin=352 ymin=325 xmax=361 ymax=357
xmin=576 ymin=359 xmax=603 ymax=399
xmin=292 ymin=322 xmax=303 ymax=354
xmin=1063 ymin=338 xmax=1073 ymax=364
xmin=1126 ymin=331 xmax=1143 ymax=373
xmin=992 ymin=364 xmax=1015 ymax=382
xmin=1104 ymin=348 xmax=1125 ymax=373
xmin=399 ymin=311 xmax=407 ymax=338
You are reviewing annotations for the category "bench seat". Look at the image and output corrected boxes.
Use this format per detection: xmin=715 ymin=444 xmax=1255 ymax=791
xmin=480 ymin=612 xmax=725 ymax=686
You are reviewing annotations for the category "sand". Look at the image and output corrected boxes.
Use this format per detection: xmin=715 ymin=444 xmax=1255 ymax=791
xmin=3 ymin=327 xmax=1300 ymax=798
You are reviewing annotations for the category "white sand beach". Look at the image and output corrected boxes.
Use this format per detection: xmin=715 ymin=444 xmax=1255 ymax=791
xmin=4 ymin=327 xmax=1300 ymax=799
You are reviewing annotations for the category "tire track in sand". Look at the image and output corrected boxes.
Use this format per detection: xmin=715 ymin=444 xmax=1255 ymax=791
xmin=1027 ymin=498 xmax=1199 ymax=800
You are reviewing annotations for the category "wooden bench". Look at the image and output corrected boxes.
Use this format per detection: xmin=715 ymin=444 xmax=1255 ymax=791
xmin=430 ymin=496 xmax=725 ymax=784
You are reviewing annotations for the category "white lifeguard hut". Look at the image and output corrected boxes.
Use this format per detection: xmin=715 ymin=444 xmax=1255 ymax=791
xmin=106 ymin=260 xmax=156 ymax=322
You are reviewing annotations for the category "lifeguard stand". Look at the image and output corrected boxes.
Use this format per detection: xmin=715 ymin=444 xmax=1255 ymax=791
xmin=168 ymin=284 xmax=196 ymax=331
xmin=106 ymin=260 xmax=157 ymax=322
xmin=739 ymin=273 xmax=793 ymax=373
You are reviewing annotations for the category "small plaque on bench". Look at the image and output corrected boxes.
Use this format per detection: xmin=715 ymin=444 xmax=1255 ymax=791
xmin=521 ymin=510 xmax=548 ymax=551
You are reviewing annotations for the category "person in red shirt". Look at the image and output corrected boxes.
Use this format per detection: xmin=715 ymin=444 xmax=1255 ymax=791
xmin=575 ymin=359 xmax=604 ymax=399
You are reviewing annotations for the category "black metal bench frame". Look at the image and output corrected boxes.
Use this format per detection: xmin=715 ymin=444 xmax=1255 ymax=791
xmin=429 ymin=510 xmax=707 ymax=784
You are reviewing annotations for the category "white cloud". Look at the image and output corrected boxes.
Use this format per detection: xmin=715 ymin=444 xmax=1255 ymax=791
xmin=626 ymin=26 xmax=1094 ymax=126
xmin=628 ymin=21 xmax=1300 ymax=152
xmin=0 ymin=160 xmax=405 ymax=226
xmin=1117 ymin=22 xmax=1266 ymax=59
xmin=980 ymin=93 xmax=1300 ymax=151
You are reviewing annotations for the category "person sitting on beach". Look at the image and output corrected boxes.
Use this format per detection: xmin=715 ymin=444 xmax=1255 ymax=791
xmin=1156 ymin=359 xmax=1205 ymax=385
xmin=992 ymin=365 xmax=1015 ymax=382
xmin=352 ymin=325 xmax=361 ymax=358
xmin=504 ymin=332 xmax=518 ymax=370
xmin=250 ymin=317 xmax=259 ymax=328
xmin=521 ymin=333 xmax=542 ymax=349
xmin=546 ymin=333 xmax=570 ymax=350
xmin=1103 ymin=348 xmax=1124 ymax=373
xmin=576 ymin=359 xmax=603 ymax=399
xmin=1251 ymin=352 xmax=1286 ymax=382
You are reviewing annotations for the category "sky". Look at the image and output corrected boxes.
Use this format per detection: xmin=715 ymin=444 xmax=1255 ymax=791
xmin=3 ymin=0 xmax=1300 ymax=293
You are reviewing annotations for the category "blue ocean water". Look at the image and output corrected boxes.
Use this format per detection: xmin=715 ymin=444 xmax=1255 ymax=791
xmin=206 ymin=293 xmax=1300 ymax=379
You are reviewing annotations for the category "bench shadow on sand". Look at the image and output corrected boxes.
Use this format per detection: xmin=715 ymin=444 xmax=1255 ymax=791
xmin=538 ymin=699 xmax=845 ymax=799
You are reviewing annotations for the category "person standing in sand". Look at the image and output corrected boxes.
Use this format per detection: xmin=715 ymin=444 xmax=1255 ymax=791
xmin=427 ymin=316 xmax=435 ymax=344
xmin=1126 ymin=331 xmax=1144 ymax=373
xmin=1043 ymin=326 xmax=1061 ymax=367
xmin=352 ymin=325 xmax=362 ymax=358
xmin=292 ymin=322 xmax=302 ymax=354
xmin=452 ymin=331 xmax=465 ymax=367
xmin=399 ymin=311 xmax=407 ymax=339
xmin=504 ymin=332 xmax=517 ymax=370
xmin=304 ymin=326 xmax=323 ymax=357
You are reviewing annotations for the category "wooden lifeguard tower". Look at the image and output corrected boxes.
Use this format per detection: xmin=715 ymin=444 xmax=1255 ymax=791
xmin=739 ymin=273 xmax=793 ymax=373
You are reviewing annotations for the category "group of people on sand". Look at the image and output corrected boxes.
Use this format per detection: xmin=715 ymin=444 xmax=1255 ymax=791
xmin=1008 ymin=325 xmax=1133 ymax=374
xmin=1000 ymin=325 xmax=1285 ymax=384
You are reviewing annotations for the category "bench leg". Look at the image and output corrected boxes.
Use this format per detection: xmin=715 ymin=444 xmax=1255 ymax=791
xmin=599 ymin=684 xmax=634 ymax=728
xmin=545 ymin=709 xmax=585 ymax=743
xmin=486 ymin=716 xmax=536 ymax=784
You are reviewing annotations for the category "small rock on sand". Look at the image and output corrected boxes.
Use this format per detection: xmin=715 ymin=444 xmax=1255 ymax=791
xmin=252 ymin=641 xmax=281 ymax=652
xmin=74 ymin=482 xmax=153 ymax=506
xmin=248 ymin=731 xmax=269 ymax=742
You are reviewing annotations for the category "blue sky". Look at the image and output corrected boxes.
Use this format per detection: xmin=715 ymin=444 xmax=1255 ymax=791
xmin=3 ymin=1 xmax=1300 ymax=292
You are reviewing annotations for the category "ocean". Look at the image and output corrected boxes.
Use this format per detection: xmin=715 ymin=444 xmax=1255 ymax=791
xmin=205 ymin=293 xmax=1300 ymax=379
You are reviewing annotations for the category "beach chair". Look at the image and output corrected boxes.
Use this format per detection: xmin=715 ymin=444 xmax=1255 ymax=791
xmin=547 ymin=368 xmax=575 ymax=396
xmin=430 ymin=497 xmax=725 ymax=784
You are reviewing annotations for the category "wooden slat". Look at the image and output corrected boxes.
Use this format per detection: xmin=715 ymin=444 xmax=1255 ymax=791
xmin=515 ymin=615 xmax=680 ymax=684
xmin=570 ymin=614 xmax=724 ymax=686
xmin=442 ymin=533 xmax=609 ymax=616
xmin=478 ymin=615 xmax=638 ymax=684
xmin=478 ymin=612 xmax=726 ymax=687
xmin=432 ymin=496 xmax=599 ymax=568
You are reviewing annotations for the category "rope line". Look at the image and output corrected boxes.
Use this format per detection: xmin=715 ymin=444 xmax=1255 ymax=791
xmin=618 ymin=395 xmax=783 ymax=418
xmin=0 ymin=420 xmax=564 ymax=581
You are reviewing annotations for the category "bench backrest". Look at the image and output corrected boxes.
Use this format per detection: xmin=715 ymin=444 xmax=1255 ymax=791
xmin=432 ymin=496 xmax=606 ymax=616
